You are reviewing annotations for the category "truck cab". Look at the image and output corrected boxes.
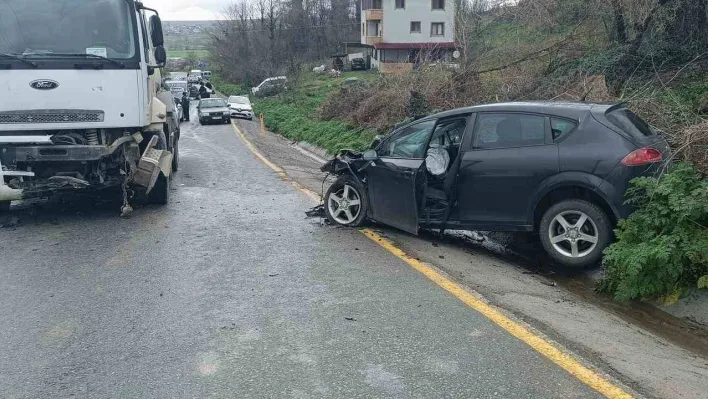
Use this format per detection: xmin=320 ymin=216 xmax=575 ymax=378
xmin=0 ymin=0 xmax=177 ymax=211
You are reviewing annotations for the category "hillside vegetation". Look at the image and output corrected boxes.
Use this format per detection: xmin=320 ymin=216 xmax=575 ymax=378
xmin=213 ymin=0 xmax=708 ymax=301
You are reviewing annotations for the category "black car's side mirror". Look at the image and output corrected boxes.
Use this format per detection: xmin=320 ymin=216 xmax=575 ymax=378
xmin=362 ymin=149 xmax=378 ymax=161
xmin=369 ymin=135 xmax=384 ymax=150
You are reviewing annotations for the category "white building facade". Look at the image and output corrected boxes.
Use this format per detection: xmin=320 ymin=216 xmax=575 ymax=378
xmin=361 ymin=0 xmax=456 ymax=73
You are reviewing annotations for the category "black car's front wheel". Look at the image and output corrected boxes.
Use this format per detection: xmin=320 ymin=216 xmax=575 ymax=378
xmin=539 ymin=199 xmax=612 ymax=268
xmin=324 ymin=175 xmax=368 ymax=227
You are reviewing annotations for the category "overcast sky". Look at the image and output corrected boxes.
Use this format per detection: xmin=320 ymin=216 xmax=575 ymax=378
xmin=142 ymin=0 xmax=230 ymax=21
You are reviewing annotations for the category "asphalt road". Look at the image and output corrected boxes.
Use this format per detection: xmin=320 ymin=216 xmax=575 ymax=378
xmin=0 ymin=108 xmax=606 ymax=398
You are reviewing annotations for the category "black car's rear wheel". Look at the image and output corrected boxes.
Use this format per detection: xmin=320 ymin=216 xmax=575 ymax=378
xmin=539 ymin=199 xmax=612 ymax=268
xmin=324 ymin=176 xmax=368 ymax=227
xmin=0 ymin=201 xmax=10 ymax=212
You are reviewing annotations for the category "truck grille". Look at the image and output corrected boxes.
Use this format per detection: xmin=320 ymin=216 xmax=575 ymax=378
xmin=0 ymin=110 xmax=105 ymax=124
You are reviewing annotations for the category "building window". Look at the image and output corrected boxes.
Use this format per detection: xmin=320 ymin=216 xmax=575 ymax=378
xmin=431 ymin=22 xmax=444 ymax=37
xmin=395 ymin=0 xmax=405 ymax=8
xmin=362 ymin=23 xmax=365 ymax=36
xmin=410 ymin=21 xmax=421 ymax=33
xmin=432 ymin=0 xmax=445 ymax=10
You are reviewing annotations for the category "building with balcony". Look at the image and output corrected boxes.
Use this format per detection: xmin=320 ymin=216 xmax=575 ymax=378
xmin=361 ymin=0 xmax=456 ymax=72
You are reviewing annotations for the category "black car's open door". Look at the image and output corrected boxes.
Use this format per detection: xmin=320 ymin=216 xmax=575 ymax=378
xmin=367 ymin=158 xmax=424 ymax=234
xmin=366 ymin=119 xmax=437 ymax=234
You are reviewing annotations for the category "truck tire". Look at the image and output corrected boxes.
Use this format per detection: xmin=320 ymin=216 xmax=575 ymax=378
xmin=539 ymin=199 xmax=612 ymax=269
xmin=0 ymin=201 xmax=10 ymax=212
xmin=148 ymin=173 xmax=170 ymax=205
xmin=172 ymin=139 xmax=180 ymax=172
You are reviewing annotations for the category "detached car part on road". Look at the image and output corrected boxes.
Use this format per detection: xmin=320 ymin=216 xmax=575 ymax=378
xmin=197 ymin=99 xmax=231 ymax=125
xmin=321 ymin=102 xmax=669 ymax=268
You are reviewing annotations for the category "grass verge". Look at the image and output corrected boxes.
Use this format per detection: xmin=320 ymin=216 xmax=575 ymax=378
xmin=252 ymin=71 xmax=379 ymax=154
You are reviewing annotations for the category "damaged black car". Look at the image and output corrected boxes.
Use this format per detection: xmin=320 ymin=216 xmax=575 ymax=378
xmin=321 ymin=102 xmax=669 ymax=268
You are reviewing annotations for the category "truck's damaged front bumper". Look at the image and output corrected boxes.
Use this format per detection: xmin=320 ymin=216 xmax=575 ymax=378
xmin=0 ymin=133 xmax=169 ymax=202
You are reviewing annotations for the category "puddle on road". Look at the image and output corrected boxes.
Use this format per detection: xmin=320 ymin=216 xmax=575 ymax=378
xmin=417 ymin=229 xmax=708 ymax=360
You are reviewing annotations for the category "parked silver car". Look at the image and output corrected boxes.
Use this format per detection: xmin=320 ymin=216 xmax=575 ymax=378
xmin=197 ymin=98 xmax=230 ymax=125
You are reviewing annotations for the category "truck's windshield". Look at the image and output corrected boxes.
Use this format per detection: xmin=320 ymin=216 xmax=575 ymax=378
xmin=0 ymin=0 xmax=137 ymax=59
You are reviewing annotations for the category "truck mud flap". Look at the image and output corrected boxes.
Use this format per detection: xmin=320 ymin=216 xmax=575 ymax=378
xmin=132 ymin=136 xmax=173 ymax=194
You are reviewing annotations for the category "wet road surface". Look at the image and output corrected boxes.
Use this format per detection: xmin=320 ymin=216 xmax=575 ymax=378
xmin=0 ymin=111 xmax=610 ymax=397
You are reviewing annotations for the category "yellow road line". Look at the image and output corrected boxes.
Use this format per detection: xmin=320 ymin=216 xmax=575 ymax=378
xmin=360 ymin=228 xmax=633 ymax=399
xmin=232 ymin=120 xmax=632 ymax=398
xmin=232 ymin=121 xmax=321 ymax=202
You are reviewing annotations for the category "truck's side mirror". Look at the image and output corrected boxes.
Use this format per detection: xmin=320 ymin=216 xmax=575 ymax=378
xmin=154 ymin=46 xmax=166 ymax=66
xmin=149 ymin=15 xmax=164 ymax=47
xmin=362 ymin=149 xmax=378 ymax=161
xmin=369 ymin=135 xmax=384 ymax=150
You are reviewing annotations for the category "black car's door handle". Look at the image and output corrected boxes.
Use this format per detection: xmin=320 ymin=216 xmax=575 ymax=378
xmin=402 ymin=170 xmax=415 ymax=177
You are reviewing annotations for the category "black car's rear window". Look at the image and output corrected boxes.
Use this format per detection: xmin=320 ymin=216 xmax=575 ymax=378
xmin=606 ymin=108 xmax=654 ymax=139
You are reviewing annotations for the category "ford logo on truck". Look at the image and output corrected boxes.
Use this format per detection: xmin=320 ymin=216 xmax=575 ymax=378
xmin=29 ymin=80 xmax=59 ymax=90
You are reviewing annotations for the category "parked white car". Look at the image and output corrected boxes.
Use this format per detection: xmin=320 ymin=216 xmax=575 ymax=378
xmin=251 ymin=76 xmax=287 ymax=97
xmin=227 ymin=96 xmax=254 ymax=120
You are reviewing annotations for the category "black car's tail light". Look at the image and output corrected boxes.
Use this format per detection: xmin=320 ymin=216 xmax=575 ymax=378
xmin=621 ymin=147 xmax=663 ymax=166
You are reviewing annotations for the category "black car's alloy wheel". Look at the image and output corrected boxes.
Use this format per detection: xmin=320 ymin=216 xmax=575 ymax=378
xmin=324 ymin=176 xmax=368 ymax=227
xmin=539 ymin=199 xmax=612 ymax=268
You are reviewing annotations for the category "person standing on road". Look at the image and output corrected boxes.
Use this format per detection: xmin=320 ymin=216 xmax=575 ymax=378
xmin=199 ymin=84 xmax=208 ymax=99
xmin=181 ymin=92 xmax=190 ymax=122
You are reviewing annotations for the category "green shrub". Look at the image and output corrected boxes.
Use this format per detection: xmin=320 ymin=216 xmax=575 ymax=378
xmin=599 ymin=163 xmax=708 ymax=302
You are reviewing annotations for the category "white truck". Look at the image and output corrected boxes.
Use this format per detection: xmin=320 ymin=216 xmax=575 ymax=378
xmin=0 ymin=0 xmax=179 ymax=213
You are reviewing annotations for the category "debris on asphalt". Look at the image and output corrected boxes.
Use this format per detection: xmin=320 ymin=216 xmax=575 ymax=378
xmin=439 ymin=255 xmax=445 ymax=259
xmin=305 ymin=204 xmax=325 ymax=219
xmin=120 ymin=204 xmax=133 ymax=218
xmin=268 ymin=273 xmax=280 ymax=277
xmin=344 ymin=317 xmax=357 ymax=321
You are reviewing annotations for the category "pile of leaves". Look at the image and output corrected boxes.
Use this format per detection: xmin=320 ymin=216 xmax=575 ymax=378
xmin=600 ymin=163 xmax=708 ymax=302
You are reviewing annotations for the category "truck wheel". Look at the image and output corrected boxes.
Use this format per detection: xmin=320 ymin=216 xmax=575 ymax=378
xmin=148 ymin=173 xmax=170 ymax=205
xmin=0 ymin=201 xmax=10 ymax=212
xmin=539 ymin=199 xmax=612 ymax=269
xmin=172 ymin=139 xmax=180 ymax=172
xmin=324 ymin=175 xmax=368 ymax=227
